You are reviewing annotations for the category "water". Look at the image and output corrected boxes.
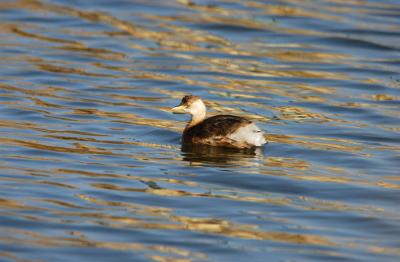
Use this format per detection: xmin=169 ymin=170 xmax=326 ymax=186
xmin=1 ymin=0 xmax=399 ymax=261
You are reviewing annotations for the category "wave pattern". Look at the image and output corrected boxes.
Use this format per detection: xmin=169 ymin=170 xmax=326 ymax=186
xmin=0 ymin=0 xmax=399 ymax=261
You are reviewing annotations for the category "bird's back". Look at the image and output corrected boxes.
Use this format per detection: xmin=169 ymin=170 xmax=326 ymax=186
xmin=183 ymin=115 xmax=256 ymax=147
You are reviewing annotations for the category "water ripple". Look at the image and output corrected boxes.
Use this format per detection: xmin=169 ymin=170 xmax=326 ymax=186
xmin=1 ymin=0 xmax=399 ymax=261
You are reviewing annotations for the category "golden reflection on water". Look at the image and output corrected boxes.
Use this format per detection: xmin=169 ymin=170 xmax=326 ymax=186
xmin=0 ymin=137 xmax=115 ymax=155
xmin=50 ymin=195 xmax=332 ymax=246
xmin=1 ymin=0 xmax=400 ymax=261
xmin=269 ymin=134 xmax=363 ymax=152
xmin=0 ymin=228 xmax=206 ymax=262
xmin=6 ymin=0 xmax=353 ymax=85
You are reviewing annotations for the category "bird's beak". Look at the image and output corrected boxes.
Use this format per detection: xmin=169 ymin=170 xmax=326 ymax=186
xmin=171 ymin=104 xmax=186 ymax=114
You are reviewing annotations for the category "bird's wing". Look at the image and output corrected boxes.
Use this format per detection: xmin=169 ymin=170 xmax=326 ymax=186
xmin=194 ymin=115 xmax=251 ymax=138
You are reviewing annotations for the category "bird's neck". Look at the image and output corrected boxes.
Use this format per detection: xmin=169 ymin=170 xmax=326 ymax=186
xmin=186 ymin=111 xmax=206 ymax=129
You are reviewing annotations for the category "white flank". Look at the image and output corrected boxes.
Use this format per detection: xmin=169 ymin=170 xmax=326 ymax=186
xmin=228 ymin=123 xmax=267 ymax=146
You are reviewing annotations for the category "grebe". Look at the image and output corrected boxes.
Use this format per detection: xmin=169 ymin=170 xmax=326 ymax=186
xmin=172 ymin=95 xmax=267 ymax=149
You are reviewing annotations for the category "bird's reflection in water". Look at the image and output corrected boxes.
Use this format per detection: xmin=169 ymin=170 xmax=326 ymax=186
xmin=180 ymin=143 xmax=265 ymax=167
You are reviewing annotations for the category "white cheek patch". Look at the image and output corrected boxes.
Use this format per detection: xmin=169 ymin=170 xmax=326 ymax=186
xmin=188 ymin=100 xmax=205 ymax=114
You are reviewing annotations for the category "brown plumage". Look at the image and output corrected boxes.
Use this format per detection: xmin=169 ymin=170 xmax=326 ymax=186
xmin=183 ymin=115 xmax=251 ymax=147
xmin=172 ymin=95 xmax=267 ymax=149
